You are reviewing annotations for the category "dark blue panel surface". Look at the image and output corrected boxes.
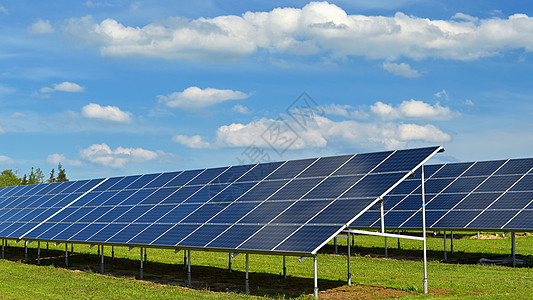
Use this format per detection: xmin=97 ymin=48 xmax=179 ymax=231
xmin=144 ymin=172 xmax=181 ymax=189
xmin=372 ymin=147 xmax=439 ymax=173
xmin=309 ymin=199 xmax=375 ymax=225
xmin=106 ymin=224 xmax=149 ymax=243
xmin=128 ymin=224 xmax=174 ymax=244
xmin=490 ymin=192 xmax=533 ymax=209
xmin=332 ymin=151 xmax=392 ymax=176
xmin=510 ymin=175 xmax=533 ymax=192
xmin=275 ymin=225 xmax=339 ymax=253
xmin=271 ymin=200 xmax=331 ymax=224
xmin=237 ymin=161 xmax=283 ymax=183
xmin=475 ymin=175 xmax=522 ymax=192
xmin=269 ymin=178 xmax=323 ymax=200
xmin=150 ymin=224 xmax=197 ymax=246
xmin=441 ymin=177 xmax=486 ymax=194
xmin=503 ymin=210 xmax=533 ymax=230
xmin=238 ymin=201 xmax=294 ymax=224
xmin=181 ymin=203 xmax=232 ymax=224
xmin=266 ymin=158 xmax=317 ymax=180
xmin=466 ymin=210 xmax=518 ymax=229
xmin=213 ymin=165 xmax=255 ymax=184
xmin=495 ymin=158 xmax=533 ymax=175
xmin=126 ymin=173 xmax=161 ymax=190
xmin=297 ymin=155 xmax=353 ymax=179
xmin=67 ymin=223 xmax=107 ymax=241
xmin=462 ymin=160 xmax=505 ymax=177
xmin=164 ymin=169 xmax=204 ymax=187
xmin=303 ymin=176 xmax=362 ymax=200
xmin=238 ymin=225 xmax=299 ymax=251
xmin=454 ymin=193 xmax=501 ymax=209
xmin=187 ymin=167 xmax=228 ymax=186
xmin=431 ymin=162 xmax=473 ymax=179
xmin=342 ymin=173 xmax=405 ymax=198
xmin=92 ymin=177 xmax=124 ymax=192
xmin=206 ymin=224 xmax=263 ymax=249
xmin=208 ymin=202 xmax=261 ymax=224
xmin=431 ymin=210 xmax=482 ymax=229
xmin=178 ymin=224 xmax=229 ymax=247
xmin=237 ymin=180 xmax=288 ymax=202
xmin=156 ymin=204 xmax=202 ymax=224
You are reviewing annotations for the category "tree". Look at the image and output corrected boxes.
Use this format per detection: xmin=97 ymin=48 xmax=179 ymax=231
xmin=48 ymin=168 xmax=56 ymax=183
xmin=56 ymin=163 xmax=68 ymax=182
xmin=0 ymin=169 xmax=21 ymax=187
xmin=21 ymin=174 xmax=27 ymax=185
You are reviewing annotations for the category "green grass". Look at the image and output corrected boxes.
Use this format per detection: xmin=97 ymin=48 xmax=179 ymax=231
xmin=0 ymin=232 xmax=532 ymax=299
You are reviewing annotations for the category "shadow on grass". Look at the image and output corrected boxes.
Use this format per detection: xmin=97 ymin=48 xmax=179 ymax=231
xmin=319 ymin=243 xmax=533 ymax=268
xmin=2 ymin=245 xmax=345 ymax=298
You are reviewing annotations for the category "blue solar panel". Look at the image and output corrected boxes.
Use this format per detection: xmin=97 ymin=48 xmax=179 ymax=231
xmin=0 ymin=146 xmax=442 ymax=255
xmin=354 ymin=158 xmax=533 ymax=231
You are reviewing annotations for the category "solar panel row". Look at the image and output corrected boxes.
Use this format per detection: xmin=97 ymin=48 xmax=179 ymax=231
xmin=0 ymin=146 xmax=442 ymax=255
xmin=352 ymin=158 xmax=533 ymax=231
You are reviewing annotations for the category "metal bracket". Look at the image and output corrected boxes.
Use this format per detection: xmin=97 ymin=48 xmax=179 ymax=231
xmin=298 ymin=256 xmax=307 ymax=263
xmin=174 ymin=249 xmax=181 ymax=254
xmin=55 ymin=242 xmax=61 ymax=246
xmin=89 ymin=244 xmax=95 ymax=249
xmin=128 ymin=246 xmax=135 ymax=251
xmin=231 ymin=252 xmax=240 ymax=258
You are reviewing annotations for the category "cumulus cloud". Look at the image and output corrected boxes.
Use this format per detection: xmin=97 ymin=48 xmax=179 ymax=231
xmin=81 ymin=103 xmax=132 ymax=123
xmin=173 ymin=135 xmax=210 ymax=148
xmin=62 ymin=2 xmax=533 ymax=62
xmin=179 ymin=115 xmax=452 ymax=151
xmin=371 ymin=99 xmax=459 ymax=121
xmin=0 ymin=155 xmax=13 ymax=165
xmin=158 ymin=86 xmax=250 ymax=109
xmin=28 ymin=19 xmax=55 ymax=35
xmin=80 ymin=143 xmax=161 ymax=168
xmin=382 ymin=62 xmax=421 ymax=78
xmin=46 ymin=153 xmax=83 ymax=166
xmin=398 ymin=123 xmax=451 ymax=142
xmin=41 ymin=81 xmax=85 ymax=93
xmin=233 ymin=104 xmax=250 ymax=114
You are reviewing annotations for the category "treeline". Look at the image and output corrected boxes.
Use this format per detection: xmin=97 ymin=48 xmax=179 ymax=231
xmin=0 ymin=163 xmax=68 ymax=187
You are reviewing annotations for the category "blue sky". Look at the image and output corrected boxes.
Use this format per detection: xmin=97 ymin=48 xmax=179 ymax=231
xmin=1 ymin=0 xmax=533 ymax=180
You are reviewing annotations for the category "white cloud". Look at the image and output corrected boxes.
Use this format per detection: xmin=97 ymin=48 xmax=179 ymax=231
xmin=172 ymin=135 xmax=210 ymax=149
xmin=28 ymin=19 xmax=55 ymax=35
xmin=321 ymin=104 xmax=353 ymax=117
xmin=81 ymin=103 xmax=132 ymax=123
xmin=452 ymin=12 xmax=479 ymax=23
xmin=158 ymin=86 xmax=250 ymax=109
xmin=464 ymin=99 xmax=475 ymax=106
xmin=371 ymin=99 xmax=459 ymax=121
xmin=80 ymin=143 xmax=161 ymax=168
xmin=434 ymin=89 xmax=449 ymax=100
xmin=46 ymin=153 xmax=83 ymax=166
xmin=209 ymin=114 xmax=451 ymax=151
xmin=382 ymin=62 xmax=421 ymax=78
xmin=62 ymin=2 xmax=533 ymax=62
xmin=233 ymin=104 xmax=250 ymax=114
xmin=398 ymin=123 xmax=451 ymax=142
xmin=0 ymin=5 xmax=8 ymax=15
xmin=41 ymin=81 xmax=85 ymax=93
xmin=0 ymin=155 xmax=14 ymax=165
xmin=0 ymin=125 xmax=4 ymax=135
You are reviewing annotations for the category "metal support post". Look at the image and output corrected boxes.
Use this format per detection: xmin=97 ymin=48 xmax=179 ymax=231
xmin=511 ymin=232 xmax=516 ymax=267
xmin=314 ymin=255 xmax=318 ymax=299
xmin=144 ymin=248 xmax=147 ymax=265
xmin=37 ymin=241 xmax=41 ymax=265
xmin=24 ymin=241 xmax=28 ymax=263
xmin=397 ymin=230 xmax=401 ymax=250
xmin=477 ymin=232 xmax=480 ymax=239
xmin=112 ymin=246 xmax=114 ymax=261
xmin=140 ymin=248 xmax=144 ymax=280
xmin=228 ymin=252 xmax=232 ymax=272
xmin=283 ymin=256 xmax=287 ymax=279
xmin=97 ymin=245 xmax=100 ymax=256
xmin=245 ymin=253 xmax=249 ymax=293
xmin=451 ymin=231 xmax=454 ymax=254
xmin=421 ymin=165 xmax=428 ymax=294
xmin=444 ymin=231 xmax=447 ymax=262
xmin=187 ymin=250 xmax=191 ymax=286
xmin=334 ymin=237 xmax=338 ymax=254
xmin=1 ymin=239 xmax=4 ymax=259
xmin=184 ymin=249 xmax=187 ymax=268
xmin=347 ymin=230 xmax=351 ymax=286
xmin=101 ymin=245 xmax=104 ymax=274
xmin=47 ymin=242 xmax=49 ymax=253
xmin=384 ymin=234 xmax=388 ymax=258
xmin=65 ymin=243 xmax=69 ymax=268
xmin=71 ymin=243 xmax=73 ymax=254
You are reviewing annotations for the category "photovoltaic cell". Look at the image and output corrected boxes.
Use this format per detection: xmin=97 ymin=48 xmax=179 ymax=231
xmin=0 ymin=146 xmax=442 ymax=255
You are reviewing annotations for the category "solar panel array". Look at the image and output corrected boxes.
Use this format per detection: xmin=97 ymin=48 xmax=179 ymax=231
xmin=0 ymin=146 xmax=442 ymax=255
xmin=352 ymin=158 xmax=533 ymax=231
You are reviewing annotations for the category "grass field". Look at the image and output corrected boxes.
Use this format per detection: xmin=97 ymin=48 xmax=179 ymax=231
xmin=0 ymin=232 xmax=532 ymax=299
